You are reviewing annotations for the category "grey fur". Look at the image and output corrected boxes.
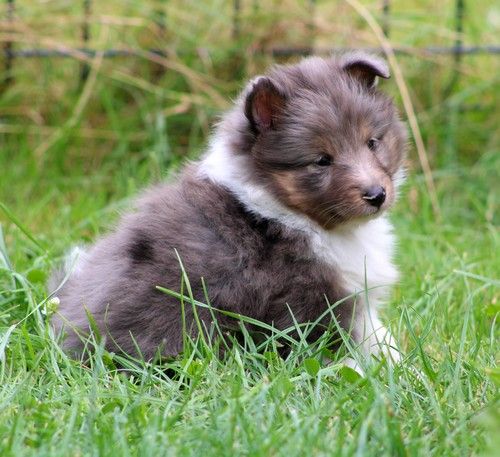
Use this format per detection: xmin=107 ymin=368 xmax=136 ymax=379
xmin=50 ymin=53 xmax=407 ymax=360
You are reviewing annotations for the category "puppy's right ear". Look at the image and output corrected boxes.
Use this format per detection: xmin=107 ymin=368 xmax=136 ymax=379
xmin=244 ymin=77 xmax=286 ymax=134
xmin=341 ymin=52 xmax=390 ymax=89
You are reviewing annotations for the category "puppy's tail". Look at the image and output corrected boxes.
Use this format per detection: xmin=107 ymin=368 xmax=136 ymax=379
xmin=47 ymin=246 xmax=88 ymax=294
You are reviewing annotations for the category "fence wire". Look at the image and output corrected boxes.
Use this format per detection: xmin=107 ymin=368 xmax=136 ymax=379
xmin=4 ymin=45 xmax=499 ymax=59
xmin=1 ymin=0 xmax=499 ymax=87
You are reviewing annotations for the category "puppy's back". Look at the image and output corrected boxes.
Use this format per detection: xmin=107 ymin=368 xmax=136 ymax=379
xmin=51 ymin=168 xmax=233 ymax=358
xmin=50 ymin=167 xmax=290 ymax=358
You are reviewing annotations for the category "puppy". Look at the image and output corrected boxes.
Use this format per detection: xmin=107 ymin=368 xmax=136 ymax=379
xmin=50 ymin=52 xmax=407 ymax=363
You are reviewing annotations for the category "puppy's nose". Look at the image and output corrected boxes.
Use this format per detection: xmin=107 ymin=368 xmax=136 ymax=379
xmin=362 ymin=185 xmax=386 ymax=208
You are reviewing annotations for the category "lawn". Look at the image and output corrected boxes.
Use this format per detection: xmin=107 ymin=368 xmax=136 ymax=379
xmin=0 ymin=1 xmax=499 ymax=456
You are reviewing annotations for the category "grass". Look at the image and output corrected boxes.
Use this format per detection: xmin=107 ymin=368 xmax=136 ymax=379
xmin=0 ymin=0 xmax=499 ymax=455
xmin=2 ymin=153 xmax=498 ymax=456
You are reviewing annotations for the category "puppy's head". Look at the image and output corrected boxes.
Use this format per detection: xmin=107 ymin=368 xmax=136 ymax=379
xmin=239 ymin=53 xmax=407 ymax=229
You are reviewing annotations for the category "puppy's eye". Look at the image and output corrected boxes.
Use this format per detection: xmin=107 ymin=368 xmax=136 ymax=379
xmin=367 ymin=138 xmax=380 ymax=151
xmin=314 ymin=155 xmax=332 ymax=167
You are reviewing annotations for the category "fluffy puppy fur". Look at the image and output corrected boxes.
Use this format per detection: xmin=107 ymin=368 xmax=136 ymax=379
xmin=50 ymin=53 xmax=407 ymax=362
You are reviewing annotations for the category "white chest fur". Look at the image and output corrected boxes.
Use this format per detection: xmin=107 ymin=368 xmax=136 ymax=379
xmin=306 ymin=218 xmax=398 ymax=306
xmin=199 ymin=137 xmax=399 ymax=309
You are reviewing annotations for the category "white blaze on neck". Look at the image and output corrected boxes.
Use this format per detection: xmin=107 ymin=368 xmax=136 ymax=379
xmin=198 ymin=135 xmax=399 ymax=308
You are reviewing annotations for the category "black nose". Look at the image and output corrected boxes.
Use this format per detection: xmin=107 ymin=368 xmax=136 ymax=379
xmin=363 ymin=185 xmax=386 ymax=208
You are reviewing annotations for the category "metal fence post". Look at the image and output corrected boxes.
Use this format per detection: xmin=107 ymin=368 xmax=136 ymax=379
xmin=3 ymin=0 xmax=15 ymax=87
xmin=453 ymin=0 xmax=464 ymax=68
xmin=152 ymin=0 xmax=167 ymax=79
xmin=232 ymin=0 xmax=241 ymax=40
xmin=80 ymin=0 xmax=91 ymax=84
xmin=382 ymin=0 xmax=390 ymax=37
xmin=443 ymin=0 xmax=465 ymax=161
xmin=444 ymin=0 xmax=465 ymax=96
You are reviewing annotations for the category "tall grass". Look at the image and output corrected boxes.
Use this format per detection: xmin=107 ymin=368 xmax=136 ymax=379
xmin=0 ymin=1 xmax=499 ymax=455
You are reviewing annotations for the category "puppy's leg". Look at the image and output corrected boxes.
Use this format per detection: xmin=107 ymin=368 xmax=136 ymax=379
xmin=352 ymin=304 xmax=401 ymax=364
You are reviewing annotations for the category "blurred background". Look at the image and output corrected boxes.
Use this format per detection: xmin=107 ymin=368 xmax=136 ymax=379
xmin=0 ymin=0 xmax=498 ymax=259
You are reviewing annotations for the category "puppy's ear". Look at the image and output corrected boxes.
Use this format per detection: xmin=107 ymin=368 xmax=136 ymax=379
xmin=244 ymin=77 xmax=286 ymax=133
xmin=341 ymin=52 xmax=390 ymax=88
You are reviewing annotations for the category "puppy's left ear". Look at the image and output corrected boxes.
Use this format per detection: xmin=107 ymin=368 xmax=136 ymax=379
xmin=341 ymin=52 xmax=390 ymax=88
xmin=244 ymin=77 xmax=287 ymax=134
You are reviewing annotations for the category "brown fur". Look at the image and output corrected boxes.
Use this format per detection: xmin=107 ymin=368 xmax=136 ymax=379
xmin=233 ymin=56 xmax=406 ymax=228
xmin=50 ymin=53 xmax=407 ymax=360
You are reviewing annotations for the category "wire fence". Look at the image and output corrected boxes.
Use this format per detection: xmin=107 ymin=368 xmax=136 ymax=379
xmin=1 ymin=0 xmax=497 ymax=219
xmin=1 ymin=0 xmax=499 ymax=87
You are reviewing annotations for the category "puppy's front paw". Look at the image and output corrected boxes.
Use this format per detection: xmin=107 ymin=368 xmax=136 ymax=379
xmin=363 ymin=325 xmax=402 ymax=365
xmin=343 ymin=357 xmax=365 ymax=376
xmin=379 ymin=342 xmax=402 ymax=365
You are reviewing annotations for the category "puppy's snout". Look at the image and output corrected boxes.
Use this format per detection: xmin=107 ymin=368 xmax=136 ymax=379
xmin=362 ymin=185 xmax=386 ymax=208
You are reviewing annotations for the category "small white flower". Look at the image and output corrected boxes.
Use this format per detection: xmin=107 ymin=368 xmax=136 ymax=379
xmin=44 ymin=296 xmax=60 ymax=316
